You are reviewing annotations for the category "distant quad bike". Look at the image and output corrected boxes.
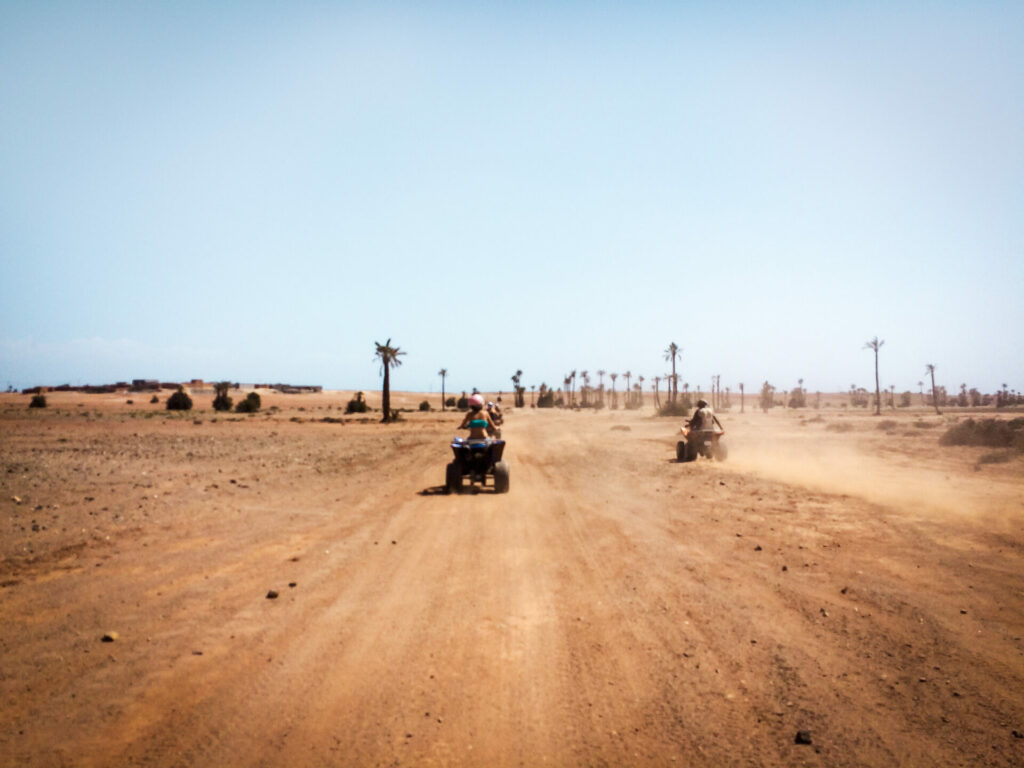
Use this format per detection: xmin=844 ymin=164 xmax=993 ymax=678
xmin=676 ymin=422 xmax=728 ymax=462
xmin=446 ymin=437 xmax=510 ymax=493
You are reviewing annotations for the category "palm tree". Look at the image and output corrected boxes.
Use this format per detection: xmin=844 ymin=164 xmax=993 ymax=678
xmin=438 ymin=368 xmax=448 ymax=411
xmin=739 ymin=382 xmax=745 ymax=413
xmin=610 ymin=373 xmax=618 ymax=408
xmin=653 ymin=375 xmax=661 ymax=409
xmin=581 ymin=370 xmax=590 ymax=406
xmin=864 ymin=337 xmax=884 ymax=415
xmin=530 ymin=384 xmax=536 ymax=406
xmin=570 ymin=370 xmax=577 ymax=406
xmin=664 ymin=343 xmax=681 ymax=403
xmin=926 ymin=364 xmax=941 ymax=415
xmin=511 ymin=370 xmax=523 ymax=407
xmin=375 ymin=338 xmax=406 ymax=423
xmin=637 ymin=375 xmax=645 ymax=407
xmin=623 ymin=371 xmax=632 ymax=406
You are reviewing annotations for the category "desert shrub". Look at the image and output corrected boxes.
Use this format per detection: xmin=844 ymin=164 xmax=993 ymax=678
xmin=150 ymin=395 xmax=159 ymax=404
xmin=914 ymin=420 xmax=939 ymax=429
xmin=537 ymin=390 xmax=555 ymax=408
xmin=345 ymin=392 xmax=368 ymax=414
xmin=166 ymin=387 xmax=193 ymax=411
xmin=126 ymin=399 xmax=134 ymax=405
xmin=212 ymin=382 xmax=233 ymax=412
xmin=978 ymin=451 xmax=1012 ymax=465
xmin=29 ymin=394 xmax=47 ymax=408
xmin=419 ymin=400 xmax=430 ymax=411
xmin=877 ymin=419 xmax=898 ymax=431
xmin=456 ymin=393 xmax=469 ymax=409
xmin=826 ymin=422 xmax=854 ymax=433
xmin=445 ymin=396 xmax=456 ymax=407
xmin=939 ymin=418 xmax=1024 ymax=451
xmin=235 ymin=392 xmax=261 ymax=413
xmin=658 ymin=401 xmax=690 ymax=417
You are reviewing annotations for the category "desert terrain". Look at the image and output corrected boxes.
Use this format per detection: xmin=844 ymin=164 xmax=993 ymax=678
xmin=1 ymin=390 xmax=1023 ymax=767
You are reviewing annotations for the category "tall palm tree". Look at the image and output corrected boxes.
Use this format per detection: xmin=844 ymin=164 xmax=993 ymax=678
xmin=438 ymin=368 xmax=447 ymax=411
xmin=596 ymin=369 xmax=606 ymax=405
xmin=926 ymin=364 xmax=941 ymax=415
xmin=581 ymin=370 xmax=590 ymax=406
xmin=864 ymin=337 xmax=884 ymax=415
xmin=610 ymin=373 xmax=618 ymax=408
xmin=637 ymin=375 xmax=645 ymax=406
xmin=511 ymin=370 xmax=523 ymax=407
xmin=664 ymin=343 xmax=681 ymax=403
xmin=739 ymin=382 xmax=745 ymax=413
xmin=570 ymin=370 xmax=577 ymax=406
xmin=375 ymin=338 xmax=406 ymax=423
xmin=623 ymin=371 xmax=632 ymax=406
xmin=653 ymin=375 xmax=661 ymax=409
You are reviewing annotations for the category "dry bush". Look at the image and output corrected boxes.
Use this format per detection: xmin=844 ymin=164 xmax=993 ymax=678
xmin=939 ymin=418 xmax=1024 ymax=451
xmin=825 ymin=422 xmax=854 ymax=433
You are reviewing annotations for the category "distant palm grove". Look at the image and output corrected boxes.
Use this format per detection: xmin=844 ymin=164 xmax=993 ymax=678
xmin=381 ymin=339 xmax=1021 ymax=418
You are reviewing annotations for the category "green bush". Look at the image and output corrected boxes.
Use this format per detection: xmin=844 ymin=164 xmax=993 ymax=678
xmin=419 ymin=400 xmax=430 ymax=411
xmin=166 ymin=387 xmax=193 ymax=411
xmin=29 ymin=394 xmax=47 ymax=408
xmin=345 ymin=392 xmax=368 ymax=414
xmin=212 ymin=382 xmax=233 ymax=412
xmin=235 ymin=392 xmax=261 ymax=413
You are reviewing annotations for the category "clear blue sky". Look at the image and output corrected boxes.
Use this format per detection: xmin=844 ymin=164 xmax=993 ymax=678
xmin=2 ymin=1 xmax=1022 ymax=396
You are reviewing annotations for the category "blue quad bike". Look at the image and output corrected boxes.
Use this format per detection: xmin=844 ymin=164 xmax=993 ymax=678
xmin=446 ymin=437 xmax=510 ymax=493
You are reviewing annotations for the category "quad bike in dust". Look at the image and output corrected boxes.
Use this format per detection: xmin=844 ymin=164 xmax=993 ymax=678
xmin=445 ymin=437 xmax=510 ymax=493
xmin=676 ymin=421 xmax=728 ymax=462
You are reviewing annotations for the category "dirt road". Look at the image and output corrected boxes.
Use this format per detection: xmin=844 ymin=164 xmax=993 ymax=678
xmin=2 ymin=396 xmax=1023 ymax=766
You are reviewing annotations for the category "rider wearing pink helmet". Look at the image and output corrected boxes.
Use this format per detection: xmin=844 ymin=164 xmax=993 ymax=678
xmin=460 ymin=393 xmax=496 ymax=440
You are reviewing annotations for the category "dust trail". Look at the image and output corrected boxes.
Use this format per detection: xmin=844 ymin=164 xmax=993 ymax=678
xmin=724 ymin=429 xmax=1024 ymax=528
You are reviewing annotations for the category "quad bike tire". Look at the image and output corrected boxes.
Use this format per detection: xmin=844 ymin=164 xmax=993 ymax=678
xmin=676 ymin=441 xmax=687 ymax=463
xmin=445 ymin=461 xmax=462 ymax=494
xmin=685 ymin=440 xmax=700 ymax=462
xmin=493 ymin=461 xmax=510 ymax=493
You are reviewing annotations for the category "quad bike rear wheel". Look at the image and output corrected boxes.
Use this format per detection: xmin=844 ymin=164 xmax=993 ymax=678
xmin=493 ymin=461 xmax=510 ymax=493
xmin=676 ymin=441 xmax=687 ymax=462
xmin=445 ymin=461 xmax=462 ymax=494
xmin=685 ymin=440 xmax=700 ymax=462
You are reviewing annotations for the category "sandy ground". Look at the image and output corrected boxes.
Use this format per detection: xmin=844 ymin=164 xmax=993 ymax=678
xmin=1 ymin=390 xmax=1023 ymax=767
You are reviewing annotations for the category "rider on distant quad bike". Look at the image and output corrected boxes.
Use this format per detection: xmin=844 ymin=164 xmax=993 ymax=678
xmin=486 ymin=401 xmax=503 ymax=438
xmin=677 ymin=399 xmax=727 ymax=461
